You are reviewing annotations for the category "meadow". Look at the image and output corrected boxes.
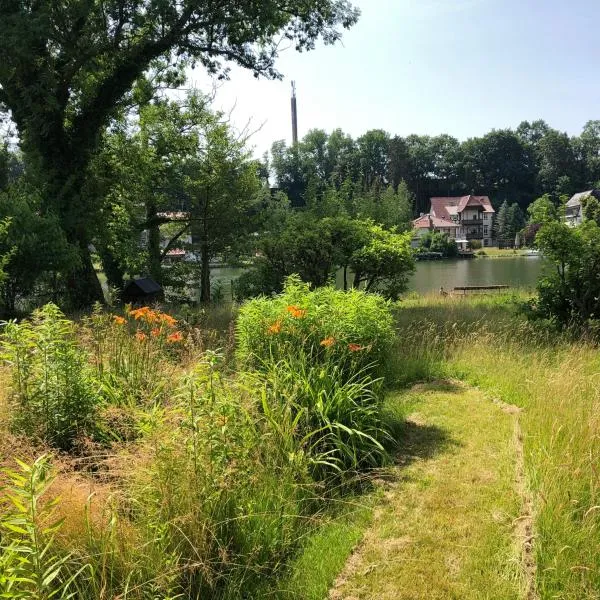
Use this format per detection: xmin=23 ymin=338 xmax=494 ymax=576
xmin=1 ymin=287 xmax=600 ymax=599
xmin=392 ymin=293 xmax=600 ymax=599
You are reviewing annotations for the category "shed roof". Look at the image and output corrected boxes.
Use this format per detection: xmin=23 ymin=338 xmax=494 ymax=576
xmin=413 ymin=214 xmax=459 ymax=229
xmin=124 ymin=277 xmax=162 ymax=295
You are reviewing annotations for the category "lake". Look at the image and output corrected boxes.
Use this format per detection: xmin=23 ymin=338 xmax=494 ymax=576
xmin=408 ymin=256 xmax=547 ymax=294
xmin=210 ymin=256 xmax=547 ymax=298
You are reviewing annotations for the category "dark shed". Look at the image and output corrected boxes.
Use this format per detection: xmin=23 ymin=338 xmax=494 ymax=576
xmin=122 ymin=277 xmax=164 ymax=304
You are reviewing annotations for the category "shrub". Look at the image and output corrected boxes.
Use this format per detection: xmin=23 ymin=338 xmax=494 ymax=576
xmin=259 ymin=355 xmax=391 ymax=482
xmin=86 ymin=304 xmax=185 ymax=409
xmin=1 ymin=304 xmax=98 ymax=450
xmin=0 ymin=455 xmax=85 ymax=599
xmin=80 ymin=362 xmax=314 ymax=599
xmin=236 ymin=276 xmax=395 ymax=378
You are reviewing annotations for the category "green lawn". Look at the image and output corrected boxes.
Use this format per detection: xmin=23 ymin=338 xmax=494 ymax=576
xmin=330 ymin=381 xmax=522 ymax=599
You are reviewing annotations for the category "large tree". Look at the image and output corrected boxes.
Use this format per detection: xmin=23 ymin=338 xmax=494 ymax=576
xmin=0 ymin=0 xmax=359 ymax=306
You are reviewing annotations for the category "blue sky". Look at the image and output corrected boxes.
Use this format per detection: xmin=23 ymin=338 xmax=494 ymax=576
xmin=189 ymin=0 xmax=600 ymax=157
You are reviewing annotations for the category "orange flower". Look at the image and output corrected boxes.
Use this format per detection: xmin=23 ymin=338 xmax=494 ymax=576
xmin=268 ymin=320 xmax=282 ymax=334
xmin=286 ymin=305 xmax=306 ymax=319
xmin=129 ymin=307 xmax=150 ymax=320
xmin=160 ymin=313 xmax=177 ymax=327
xmin=151 ymin=328 xmax=161 ymax=337
xmin=113 ymin=316 xmax=126 ymax=326
xmin=135 ymin=331 xmax=147 ymax=342
xmin=348 ymin=343 xmax=363 ymax=352
xmin=167 ymin=331 xmax=183 ymax=344
xmin=320 ymin=336 xmax=336 ymax=348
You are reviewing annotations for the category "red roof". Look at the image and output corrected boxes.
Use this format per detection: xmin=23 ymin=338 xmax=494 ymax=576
xmin=430 ymin=195 xmax=495 ymax=220
xmin=413 ymin=214 xmax=459 ymax=229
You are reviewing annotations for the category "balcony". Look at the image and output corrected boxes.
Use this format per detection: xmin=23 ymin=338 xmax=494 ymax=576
xmin=460 ymin=218 xmax=486 ymax=225
xmin=465 ymin=231 xmax=485 ymax=240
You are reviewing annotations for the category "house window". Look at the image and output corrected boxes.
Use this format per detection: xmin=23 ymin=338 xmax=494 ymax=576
xmin=484 ymin=226 xmax=488 ymax=235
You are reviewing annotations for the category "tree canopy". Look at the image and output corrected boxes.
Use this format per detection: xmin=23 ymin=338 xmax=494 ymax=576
xmin=0 ymin=0 xmax=359 ymax=306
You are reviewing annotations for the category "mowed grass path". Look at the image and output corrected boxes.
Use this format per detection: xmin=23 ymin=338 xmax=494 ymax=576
xmin=330 ymin=381 xmax=524 ymax=600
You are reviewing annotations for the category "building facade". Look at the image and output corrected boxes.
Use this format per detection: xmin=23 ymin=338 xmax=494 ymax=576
xmin=413 ymin=195 xmax=495 ymax=249
xmin=565 ymin=190 xmax=600 ymax=227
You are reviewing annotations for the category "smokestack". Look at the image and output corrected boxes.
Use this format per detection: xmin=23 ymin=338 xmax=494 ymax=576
xmin=291 ymin=81 xmax=298 ymax=145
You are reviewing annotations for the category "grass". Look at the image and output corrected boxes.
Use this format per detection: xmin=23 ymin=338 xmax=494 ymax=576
xmin=330 ymin=381 xmax=522 ymax=599
xmin=389 ymin=293 xmax=600 ymax=598
xmin=4 ymin=291 xmax=600 ymax=598
xmin=476 ymin=247 xmax=532 ymax=257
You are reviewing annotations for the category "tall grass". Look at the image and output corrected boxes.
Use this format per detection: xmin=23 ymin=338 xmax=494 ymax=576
xmin=393 ymin=293 xmax=600 ymax=598
xmin=0 ymin=286 xmax=396 ymax=599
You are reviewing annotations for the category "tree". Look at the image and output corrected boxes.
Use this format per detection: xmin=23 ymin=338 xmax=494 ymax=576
xmin=506 ymin=203 xmax=525 ymax=241
xmin=527 ymin=194 xmax=557 ymax=226
xmin=0 ymin=184 xmax=77 ymax=315
xmin=0 ymin=1 xmax=359 ymax=306
xmin=418 ymin=231 xmax=458 ymax=257
xmin=582 ymin=195 xmax=600 ymax=226
xmin=354 ymin=183 xmax=414 ymax=230
xmin=461 ymin=130 xmax=534 ymax=206
xmin=495 ymin=200 xmax=510 ymax=241
xmin=350 ymin=225 xmax=415 ymax=300
xmin=184 ymin=121 xmax=261 ymax=303
xmin=357 ymin=129 xmax=390 ymax=190
xmin=532 ymin=221 xmax=600 ymax=327
xmin=577 ymin=120 xmax=600 ymax=188
xmin=95 ymin=90 xmax=214 ymax=290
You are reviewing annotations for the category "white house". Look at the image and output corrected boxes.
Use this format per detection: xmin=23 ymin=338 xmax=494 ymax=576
xmin=413 ymin=195 xmax=495 ymax=249
xmin=565 ymin=190 xmax=600 ymax=227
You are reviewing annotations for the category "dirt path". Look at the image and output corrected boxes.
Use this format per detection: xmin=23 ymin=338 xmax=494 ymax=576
xmin=329 ymin=380 xmax=532 ymax=600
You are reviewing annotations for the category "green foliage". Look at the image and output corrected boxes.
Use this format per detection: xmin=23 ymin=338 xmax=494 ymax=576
xmin=0 ymin=185 xmax=77 ymax=315
xmin=1 ymin=304 xmax=98 ymax=450
xmin=237 ymin=277 xmax=395 ymax=378
xmin=0 ymin=1 xmax=359 ymax=306
xmin=581 ymin=194 xmax=600 ymax=225
xmin=527 ymin=194 xmax=558 ymax=225
xmin=0 ymin=455 xmax=84 ymax=599
xmin=350 ymin=225 xmax=415 ymax=299
xmin=530 ymin=221 xmax=600 ymax=327
xmin=238 ymin=277 xmax=394 ymax=483
xmin=418 ymin=230 xmax=459 ymax=257
xmin=260 ymin=356 xmax=390 ymax=482
xmin=0 ymin=217 xmax=11 ymax=286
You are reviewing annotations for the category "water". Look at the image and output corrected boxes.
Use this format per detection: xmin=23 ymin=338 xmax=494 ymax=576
xmin=409 ymin=256 xmax=546 ymax=294
xmin=209 ymin=257 xmax=547 ymax=297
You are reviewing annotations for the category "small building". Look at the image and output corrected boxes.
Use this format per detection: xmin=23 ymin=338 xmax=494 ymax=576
xmin=122 ymin=277 xmax=164 ymax=304
xmin=565 ymin=190 xmax=600 ymax=227
xmin=412 ymin=214 xmax=460 ymax=247
xmin=413 ymin=195 xmax=495 ymax=249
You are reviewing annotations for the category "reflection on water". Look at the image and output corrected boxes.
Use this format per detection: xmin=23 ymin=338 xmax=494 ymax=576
xmin=408 ymin=256 xmax=547 ymax=294
xmin=209 ymin=257 xmax=547 ymax=298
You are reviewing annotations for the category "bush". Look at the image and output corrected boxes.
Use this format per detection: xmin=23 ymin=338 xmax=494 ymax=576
xmin=236 ymin=276 xmax=395 ymax=378
xmin=419 ymin=230 xmax=458 ymax=257
xmin=86 ymin=304 xmax=185 ymax=409
xmin=1 ymin=304 xmax=98 ymax=450
xmin=259 ymin=355 xmax=391 ymax=482
xmin=468 ymin=239 xmax=482 ymax=250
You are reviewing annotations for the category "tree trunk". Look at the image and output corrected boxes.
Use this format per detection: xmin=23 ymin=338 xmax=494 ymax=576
xmin=352 ymin=270 xmax=362 ymax=289
xmin=343 ymin=265 xmax=348 ymax=291
xmin=97 ymin=246 xmax=125 ymax=293
xmin=146 ymin=199 xmax=163 ymax=284
xmin=200 ymin=242 xmax=211 ymax=304
xmin=66 ymin=242 xmax=105 ymax=309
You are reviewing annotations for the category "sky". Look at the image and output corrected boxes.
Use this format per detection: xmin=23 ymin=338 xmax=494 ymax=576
xmin=188 ymin=0 xmax=600 ymax=158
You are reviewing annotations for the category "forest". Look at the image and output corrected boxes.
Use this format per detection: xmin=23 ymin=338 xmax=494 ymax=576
xmin=270 ymin=119 xmax=600 ymax=214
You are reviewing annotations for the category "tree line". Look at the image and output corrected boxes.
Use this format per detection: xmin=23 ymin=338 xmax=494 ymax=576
xmin=270 ymin=121 xmax=600 ymax=215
